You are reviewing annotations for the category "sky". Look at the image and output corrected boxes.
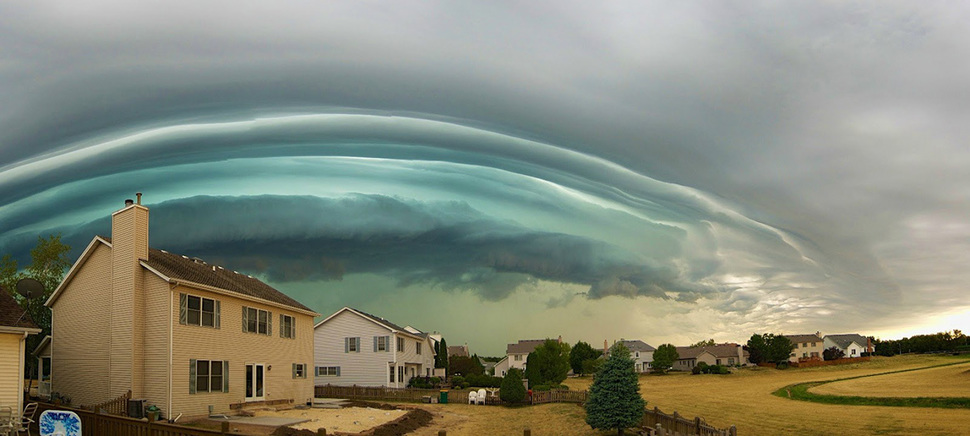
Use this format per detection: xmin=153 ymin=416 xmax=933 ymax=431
xmin=1 ymin=1 xmax=968 ymax=356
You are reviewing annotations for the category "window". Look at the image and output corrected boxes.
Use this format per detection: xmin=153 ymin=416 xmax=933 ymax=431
xmin=851 ymin=348 xmax=857 ymax=356
xmin=398 ymin=366 xmax=404 ymax=383
xmin=376 ymin=336 xmax=388 ymax=352
xmin=180 ymin=294 xmax=220 ymax=328
xmin=803 ymin=342 xmax=808 ymax=348
xmin=316 ymin=366 xmax=340 ymax=376
xmin=346 ymin=337 xmax=360 ymax=352
xmin=514 ymin=354 xmax=522 ymax=361
xmin=243 ymin=306 xmax=271 ymax=335
xmin=716 ymin=359 xmax=722 ymax=365
xmin=728 ymin=358 xmax=735 ymax=365
xmin=397 ymin=337 xmax=404 ymax=352
xmin=416 ymin=342 xmax=421 ymax=355
xmin=41 ymin=357 xmax=52 ymax=381
xmin=293 ymin=363 xmax=306 ymax=379
xmin=280 ymin=314 xmax=295 ymax=339
xmin=190 ymin=359 xmax=227 ymax=394
xmin=389 ymin=365 xmax=395 ymax=383
xmin=635 ymin=351 xmax=639 ymax=358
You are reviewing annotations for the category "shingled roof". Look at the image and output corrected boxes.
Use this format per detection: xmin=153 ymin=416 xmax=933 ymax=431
xmin=619 ymin=340 xmax=656 ymax=352
xmin=676 ymin=343 xmax=746 ymax=359
xmin=142 ymin=247 xmax=314 ymax=313
xmin=783 ymin=334 xmax=823 ymax=344
xmin=826 ymin=334 xmax=869 ymax=349
xmin=507 ymin=339 xmax=548 ymax=355
xmin=0 ymin=288 xmax=39 ymax=330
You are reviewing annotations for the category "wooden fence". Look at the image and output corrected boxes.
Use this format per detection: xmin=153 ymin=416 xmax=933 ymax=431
xmin=32 ymin=402 xmax=248 ymax=436
xmin=790 ymin=356 xmax=870 ymax=368
xmin=82 ymin=389 xmax=132 ymax=415
xmin=316 ymin=384 xmax=587 ymax=405
xmin=642 ymin=406 xmax=736 ymax=436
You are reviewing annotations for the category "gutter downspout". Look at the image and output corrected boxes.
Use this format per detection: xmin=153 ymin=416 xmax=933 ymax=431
xmin=20 ymin=331 xmax=28 ymax=411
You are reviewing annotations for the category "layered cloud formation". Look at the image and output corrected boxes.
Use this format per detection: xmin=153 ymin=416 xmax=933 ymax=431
xmin=2 ymin=1 xmax=968 ymax=352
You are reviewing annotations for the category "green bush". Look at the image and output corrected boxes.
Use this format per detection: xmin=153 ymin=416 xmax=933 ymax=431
xmin=465 ymin=373 xmax=503 ymax=388
xmin=500 ymin=368 xmax=527 ymax=404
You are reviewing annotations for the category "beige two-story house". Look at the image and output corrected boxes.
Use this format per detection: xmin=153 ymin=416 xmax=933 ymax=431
xmin=1 ymin=290 xmax=41 ymax=410
xmin=45 ymin=195 xmax=319 ymax=418
xmin=784 ymin=333 xmax=824 ymax=363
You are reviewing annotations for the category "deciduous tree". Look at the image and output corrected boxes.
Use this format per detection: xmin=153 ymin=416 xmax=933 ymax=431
xmin=524 ymin=339 xmax=571 ymax=387
xmin=651 ymin=344 xmax=678 ymax=374
xmin=569 ymin=341 xmax=600 ymax=375
xmin=499 ymin=368 xmax=527 ymax=404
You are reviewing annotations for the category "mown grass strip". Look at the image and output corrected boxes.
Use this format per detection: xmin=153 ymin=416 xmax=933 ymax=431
xmin=773 ymin=357 xmax=970 ymax=409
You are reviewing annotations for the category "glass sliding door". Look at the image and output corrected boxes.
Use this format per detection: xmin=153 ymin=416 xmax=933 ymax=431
xmin=245 ymin=363 xmax=265 ymax=401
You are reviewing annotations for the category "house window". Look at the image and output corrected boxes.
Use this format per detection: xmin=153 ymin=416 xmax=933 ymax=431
xmin=346 ymin=337 xmax=360 ymax=352
xmin=803 ymin=342 xmax=808 ymax=348
xmin=191 ymin=359 xmax=226 ymax=394
xmin=390 ymin=365 xmax=395 ymax=383
xmin=416 ymin=343 xmax=421 ymax=355
xmin=514 ymin=354 xmax=522 ymax=361
xmin=398 ymin=366 xmax=405 ymax=382
xmin=41 ymin=357 xmax=52 ymax=381
xmin=716 ymin=359 xmax=722 ymax=365
xmin=397 ymin=337 xmax=405 ymax=352
xmin=851 ymin=348 xmax=857 ymax=356
xmin=377 ymin=336 xmax=388 ymax=351
xmin=293 ymin=363 xmax=306 ymax=378
xmin=316 ymin=366 xmax=339 ymax=376
xmin=635 ymin=351 xmax=639 ymax=358
xmin=180 ymin=294 xmax=220 ymax=328
xmin=728 ymin=358 xmax=735 ymax=365
xmin=243 ymin=306 xmax=271 ymax=335
xmin=280 ymin=314 xmax=295 ymax=339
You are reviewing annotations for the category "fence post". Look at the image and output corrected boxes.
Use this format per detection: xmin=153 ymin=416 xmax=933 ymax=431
xmin=317 ymin=428 xmax=327 ymax=436
xmin=694 ymin=416 xmax=701 ymax=432
xmin=729 ymin=425 xmax=737 ymax=436
xmin=438 ymin=431 xmax=447 ymax=436
xmin=656 ymin=423 xmax=665 ymax=436
xmin=524 ymin=428 xmax=531 ymax=436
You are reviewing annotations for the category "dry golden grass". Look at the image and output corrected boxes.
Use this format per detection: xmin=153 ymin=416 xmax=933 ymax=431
xmin=560 ymin=354 xmax=970 ymax=436
xmin=810 ymin=360 xmax=970 ymax=398
xmin=408 ymin=402 xmax=605 ymax=436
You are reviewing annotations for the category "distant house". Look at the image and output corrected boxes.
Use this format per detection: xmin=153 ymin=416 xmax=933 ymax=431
xmin=33 ymin=335 xmax=52 ymax=398
xmin=673 ymin=343 xmax=748 ymax=370
xmin=46 ymin=196 xmax=319 ymax=418
xmin=615 ymin=340 xmax=656 ymax=373
xmin=493 ymin=338 xmax=560 ymax=377
xmin=824 ymin=334 xmax=872 ymax=358
xmin=783 ymin=333 xmax=824 ymax=363
xmin=448 ymin=345 xmax=470 ymax=358
xmin=0 ymin=289 xmax=41 ymax=410
xmin=313 ymin=307 xmax=436 ymax=388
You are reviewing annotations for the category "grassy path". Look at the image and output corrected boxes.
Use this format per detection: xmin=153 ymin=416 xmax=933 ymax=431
xmin=774 ymin=359 xmax=970 ymax=408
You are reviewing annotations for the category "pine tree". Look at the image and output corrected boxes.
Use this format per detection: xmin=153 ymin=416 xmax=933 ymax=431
xmin=585 ymin=343 xmax=645 ymax=435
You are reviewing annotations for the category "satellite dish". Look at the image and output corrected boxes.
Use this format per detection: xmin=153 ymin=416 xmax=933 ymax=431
xmin=16 ymin=278 xmax=45 ymax=299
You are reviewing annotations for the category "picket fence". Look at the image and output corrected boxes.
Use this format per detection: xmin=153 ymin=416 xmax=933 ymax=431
xmin=31 ymin=402 xmax=242 ymax=436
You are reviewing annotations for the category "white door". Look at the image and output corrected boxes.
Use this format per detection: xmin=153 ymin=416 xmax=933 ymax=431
xmin=246 ymin=364 xmax=265 ymax=401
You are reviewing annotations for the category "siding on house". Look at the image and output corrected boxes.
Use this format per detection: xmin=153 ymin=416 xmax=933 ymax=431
xmin=314 ymin=310 xmax=393 ymax=387
xmin=169 ymin=284 xmax=314 ymax=417
xmin=50 ymin=242 xmax=114 ymax=406
xmin=141 ymin=271 xmax=172 ymax=413
xmin=0 ymin=333 xmax=22 ymax=407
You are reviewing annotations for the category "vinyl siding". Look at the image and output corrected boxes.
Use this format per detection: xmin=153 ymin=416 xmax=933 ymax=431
xmin=171 ymin=284 xmax=314 ymax=418
xmin=393 ymin=334 xmax=435 ymax=386
xmin=0 ymin=333 xmax=23 ymax=407
xmin=141 ymin=272 xmax=172 ymax=411
xmin=51 ymin=243 xmax=113 ymax=406
xmin=314 ymin=311 xmax=394 ymax=387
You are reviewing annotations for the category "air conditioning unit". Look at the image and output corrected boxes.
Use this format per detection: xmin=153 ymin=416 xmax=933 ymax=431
xmin=127 ymin=399 xmax=147 ymax=418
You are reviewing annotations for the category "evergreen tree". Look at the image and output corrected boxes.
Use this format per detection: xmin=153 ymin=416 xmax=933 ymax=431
xmin=500 ymin=368 xmax=527 ymax=403
xmin=585 ymin=343 xmax=644 ymax=435
xmin=438 ymin=337 xmax=450 ymax=373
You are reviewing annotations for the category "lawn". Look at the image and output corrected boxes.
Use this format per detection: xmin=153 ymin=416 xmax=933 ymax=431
xmin=810 ymin=360 xmax=970 ymax=398
xmin=559 ymin=354 xmax=970 ymax=436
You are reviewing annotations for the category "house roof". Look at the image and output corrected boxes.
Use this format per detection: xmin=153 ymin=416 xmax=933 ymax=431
xmin=142 ymin=247 xmax=315 ymax=313
xmin=675 ymin=344 xmax=745 ymax=360
xmin=507 ymin=339 xmax=548 ymax=355
xmin=825 ymin=334 xmax=869 ymax=349
xmin=448 ymin=345 xmax=469 ymax=357
xmin=48 ymin=236 xmax=317 ymax=316
xmin=783 ymin=334 xmax=823 ymax=344
xmin=314 ymin=307 xmax=428 ymax=341
xmin=0 ymin=288 xmax=40 ymax=331
xmin=619 ymin=340 xmax=656 ymax=352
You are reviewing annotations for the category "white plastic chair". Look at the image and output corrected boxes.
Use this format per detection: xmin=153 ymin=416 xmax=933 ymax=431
xmin=476 ymin=389 xmax=486 ymax=405
xmin=467 ymin=391 xmax=478 ymax=404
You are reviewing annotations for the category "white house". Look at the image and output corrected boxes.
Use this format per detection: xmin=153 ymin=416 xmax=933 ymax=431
xmin=617 ymin=340 xmax=656 ymax=373
xmin=824 ymin=334 xmax=871 ymax=358
xmin=313 ymin=307 xmax=436 ymax=388
xmin=493 ymin=338 xmax=560 ymax=377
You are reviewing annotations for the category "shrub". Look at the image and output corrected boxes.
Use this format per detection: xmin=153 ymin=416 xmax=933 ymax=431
xmin=450 ymin=375 xmax=465 ymax=388
xmin=465 ymin=373 xmax=502 ymax=388
xmin=500 ymin=368 xmax=527 ymax=404
xmin=691 ymin=366 xmax=702 ymax=375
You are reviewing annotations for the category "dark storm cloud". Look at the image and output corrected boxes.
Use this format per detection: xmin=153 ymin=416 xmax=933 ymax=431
xmin=25 ymin=195 xmax=721 ymax=302
xmin=1 ymin=1 xmax=968 ymax=337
